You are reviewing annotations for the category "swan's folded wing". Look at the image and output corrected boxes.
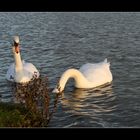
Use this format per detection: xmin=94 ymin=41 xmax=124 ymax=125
xmin=6 ymin=63 xmax=15 ymax=81
xmin=23 ymin=62 xmax=40 ymax=78
xmin=79 ymin=61 xmax=110 ymax=73
xmin=79 ymin=63 xmax=111 ymax=83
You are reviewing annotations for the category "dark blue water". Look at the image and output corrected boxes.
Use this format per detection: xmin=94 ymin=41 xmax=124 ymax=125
xmin=0 ymin=12 xmax=140 ymax=127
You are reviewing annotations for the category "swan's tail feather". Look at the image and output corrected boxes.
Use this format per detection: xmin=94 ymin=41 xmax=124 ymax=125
xmin=104 ymin=58 xmax=110 ymax=66
xmin=104 ymin=58 xmax=107 ymax=63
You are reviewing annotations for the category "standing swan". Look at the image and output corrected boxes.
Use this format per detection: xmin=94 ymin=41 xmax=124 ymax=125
xmin=52 ymin=59 xmax=113 ymax=93
xmin=6 ymin=36 xmax=40 ymax=83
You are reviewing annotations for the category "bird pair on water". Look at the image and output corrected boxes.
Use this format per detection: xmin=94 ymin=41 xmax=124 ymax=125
xmin=6 ymin=36 xmax=113 ymax=93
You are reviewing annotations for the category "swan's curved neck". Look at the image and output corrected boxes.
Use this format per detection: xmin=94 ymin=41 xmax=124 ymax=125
xmin=14 ymin=52 xmax=23 ymax=71
xmin=58 ymin=68 xmax=90 ymax=91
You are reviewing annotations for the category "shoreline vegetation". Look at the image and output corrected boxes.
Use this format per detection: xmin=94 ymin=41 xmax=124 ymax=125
xmin=0 ymin=76 xmax=58 ymax=127
xmin=0 ymin=102 xmax=40 ymax=127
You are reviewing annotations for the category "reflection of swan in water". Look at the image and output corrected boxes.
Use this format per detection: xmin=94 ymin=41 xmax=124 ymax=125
xmin=50 ymin=84 xmax=118 ymax=127
xmin=60 ymin=83 xmax=116 ymax=114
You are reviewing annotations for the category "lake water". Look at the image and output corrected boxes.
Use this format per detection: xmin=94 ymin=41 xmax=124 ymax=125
xmin=0 ymin=12 xmax=140 ymax=127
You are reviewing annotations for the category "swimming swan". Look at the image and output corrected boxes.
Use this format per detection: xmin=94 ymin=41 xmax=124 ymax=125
xmin=6 ymin=36 xmax=40 ymax=83
xmin=52 ymin=59 xmax=113 ymax=93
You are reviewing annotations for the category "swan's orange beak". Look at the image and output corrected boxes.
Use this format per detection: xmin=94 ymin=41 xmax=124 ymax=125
xmin=15 ymin=46 xmax=20 ymax=54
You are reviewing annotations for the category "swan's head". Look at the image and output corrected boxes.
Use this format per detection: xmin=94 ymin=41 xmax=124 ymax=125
xmin=14 ymin=36 xmax=20 ymax=44
xmin=12 ymin=36 xmax=20 ymax=54
xmin=52 ymin=83 xmax=64 ymax=94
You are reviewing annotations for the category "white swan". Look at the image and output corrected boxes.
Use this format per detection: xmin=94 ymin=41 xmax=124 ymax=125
xmin=6 ymin=36 xmax=40 ymax=83
xmin=52 ymin=59 xmax=113 ymax=93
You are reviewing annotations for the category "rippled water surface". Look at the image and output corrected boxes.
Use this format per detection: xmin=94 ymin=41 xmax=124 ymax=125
xmin=0 ymin=12 xmax=140 ymax=127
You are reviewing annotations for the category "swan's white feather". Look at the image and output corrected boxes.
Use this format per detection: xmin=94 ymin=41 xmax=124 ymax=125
xmin=6 ymin=63 xmax=15 ymax=82
xmin=53 ymin=59 xmax=113 ymax=93
xmin=23 ymin=62 xmax=39 ymax=78
xmin=79 ymin=59 xmax=111 ymax=83
xmin=6 ymin=36 xmax=39 ymax=84
xmin=6 ymin=60 xmax=39 ymax=82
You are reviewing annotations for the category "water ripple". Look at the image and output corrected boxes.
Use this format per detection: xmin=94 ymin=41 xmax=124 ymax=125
xmin=1 ymin=12 xmax=140 ymax=127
